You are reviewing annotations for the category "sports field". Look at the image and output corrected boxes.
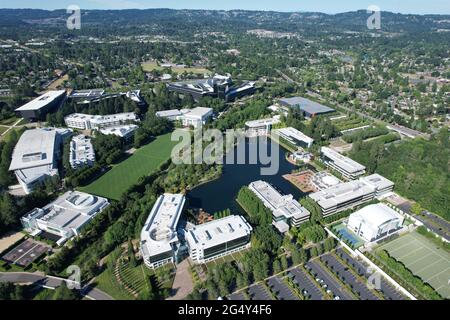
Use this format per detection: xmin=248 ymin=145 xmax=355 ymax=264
xmin=378 ymin=232 xmax=450 ymax=298
xmin=79 ymin=133 xmax=177 ymax=200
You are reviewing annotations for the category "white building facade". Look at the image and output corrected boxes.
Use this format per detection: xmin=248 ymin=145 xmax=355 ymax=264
xmin=347 ymin=204 xmax=404 ymax=242
xmin=321 ymin=147 xmax=366 ymax=180
xmin=185 ymin=215 xmax=252 ymax=264
xmin=140 ymin=194 xmax=185 ymax=269
xmin=64 ymin=112 xmax=139 ymax=130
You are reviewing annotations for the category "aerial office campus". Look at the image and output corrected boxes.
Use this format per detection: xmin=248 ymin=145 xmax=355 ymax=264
xmin=0 ymin=3 xmax=448 ymax=304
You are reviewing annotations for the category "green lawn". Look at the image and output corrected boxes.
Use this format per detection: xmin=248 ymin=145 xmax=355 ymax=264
xmin=142 ymin=61 xmax=211 ymax=75
xmin=79 ymin=133 xmax=177 ymax=200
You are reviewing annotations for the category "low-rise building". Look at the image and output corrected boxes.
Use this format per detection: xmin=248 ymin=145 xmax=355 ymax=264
xmin=321 ymin=147 xmax=366 ymax=180
xmin=99 ymin=125 xmax=138 ymax=141
xmin=249 ymin=180 xmax=310 ymax=233
xmin=64 ymin=112 xmax=139 ymax=130
xmin=140 ymin=194 xmax=185 ymax=269
xmin=309 ymin=174 xmax=395 ymax=217
xmin=9 ymin=128 xmax=65 ymax=194
xmin=20 ymin=191 xmax=109 ymax=246
xmin=245 ymin=117 xmax=281 ymax=137
xmin=185 ymin=215 xmax=252 ymax=264
xmin=279 ymin=97 xmax=335 ymax=118
xmin=15 ymin=90 xmax=66 ymax=121
xmin=156 ymin=107 xmax=213 ymax=128
xmin=347 ymin=203 xmax=404 ymax=243
xmin=69 ymin=135 xmax=95 ymax=169
xmin=273 ymin=127 xmax=314 ymax=148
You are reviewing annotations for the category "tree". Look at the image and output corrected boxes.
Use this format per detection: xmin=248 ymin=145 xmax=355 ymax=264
xmin=52 ymin=282 xmax=79 ymax=300
xmin=272 ymin=259 xmax=282 ymax=274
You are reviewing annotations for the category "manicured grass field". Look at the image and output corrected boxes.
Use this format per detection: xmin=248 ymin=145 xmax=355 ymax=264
xmin=79 ymin=133 xmax=177 ymax=200
xmin=142 ymin=61 xmax=211 ymax=75
xmin=378 ymin=232 xmax=450 ymax=298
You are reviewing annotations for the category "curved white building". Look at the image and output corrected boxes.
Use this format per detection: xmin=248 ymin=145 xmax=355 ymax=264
xmin=21 ymin=191 xmax=109 ymax=246
xmin=347 ymin=203 xmax=404 ymax=243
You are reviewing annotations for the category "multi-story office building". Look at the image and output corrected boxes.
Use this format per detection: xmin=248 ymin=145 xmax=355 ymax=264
xmin=273 ymin=127 xmax=314 ymax=149
xmin=309 ymin=174 xmax=395 ymax=217
xmin=64 ymin=112 xmax=139 ymax=130
xmin=9 ymin=128 xmax=66 ymax=194
xmin=347 ymin=203 xmax=404 ymax=243
xmin=168 ymin=74 xmax=256 ymax=102
xmin=15 ymin=90 xmax=66 ymax=121
xmin=69 ymin=135 xmax=95 ymax=169
xmin=156 ymin=107 xmax=213 ymax=128
xmin=320 ymin=147 xmax=366 ymax=180
xmin=140 ymin=194 xmax=185 ymax=269
xmin=99 ymin=125 xmax=138 ymax=141
xmin=21 ymin=191 xmax=109 ymax=246
xmin=245 ymin=117 xmax=281 ymax=137
xmin=185 ymin=215 xmax=252 ymax=264
xmin=249 ymin=180 xmax=310 ymax=233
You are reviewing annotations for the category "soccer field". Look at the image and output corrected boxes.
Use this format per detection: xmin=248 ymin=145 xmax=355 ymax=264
xmin=79 ymin=133 xmax=177 ymax=200
xmin=378 ymin=232 xmax=450 ymax=298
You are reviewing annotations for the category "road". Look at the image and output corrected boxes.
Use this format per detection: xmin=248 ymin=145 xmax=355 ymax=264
xmin=0 ymin=272 xmax=114 ymax=300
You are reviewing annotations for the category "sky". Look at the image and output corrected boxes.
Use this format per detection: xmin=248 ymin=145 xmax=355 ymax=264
xmin=1 ymin=0 xmax=450 ymax=15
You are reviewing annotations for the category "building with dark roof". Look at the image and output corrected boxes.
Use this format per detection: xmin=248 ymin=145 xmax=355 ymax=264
xmin=279 ymin=97 xmax=336 ymax=118
xmin=168 ymin=75 xmax=256 ymax=102
xmin=15 ymin=90 xmax=67 ymax=121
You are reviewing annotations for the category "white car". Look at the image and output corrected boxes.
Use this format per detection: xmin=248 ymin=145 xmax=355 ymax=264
xmin=334 ymin=296 xmax=341 ymax=300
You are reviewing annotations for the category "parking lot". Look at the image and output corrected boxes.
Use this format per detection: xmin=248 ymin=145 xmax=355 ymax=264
xmin=321 ymin=253 xmax=379 ymax=300
xmin=306 ymin=260 xmax=353 ymax=300
xmin=1 ymin=239 xmax=50 ymax=267
xmin=267 ymin=276 xmax=298 ymax=300
xmin=288 ymin=268 xmax=324 ymax=300
xmin=228 ymin=291 xmax=246 ymax=300
xmin=247 ymin=283 xmax=273 ymax=300
xmin=336 ymin=248 xmax=406 ymax=300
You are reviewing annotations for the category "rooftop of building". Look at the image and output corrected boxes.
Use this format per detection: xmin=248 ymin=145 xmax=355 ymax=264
xmin=23 ymin=191 xmax=109 ymax=231
xmin=273 ymin=127 xmax=314 ymax=144
xmin=140 ymin=194 xmax=185 ymax=258
xmin=309 ymin=179 xmax=375 ymax=209
xmin=99 ymin=125 xmax=138 ymax=138
xmin=350 ymin=203 xmax=404 ymax=228
xmin=65 ymin=112 xmax=138 ymax=123
xmin=15 ymin=90 xmax=66 ymax=111
xmin=360 ymin=174 xmax=395 ymax=191
xmin=245 ymin=117 xmax=281 ymax=128
xmin=185 ymin=215 xmax=252 ymax=249
xmin=70 ymin=135 xmax=95 ymax=165
xmin=69 ymin=89 xmax=105 ymax=99
xmin=279 ymin=97 xmax=335 ymax=115
xmin=321 ymin=147 xmax=366 ymax=173
xmin=9 ymin=128 xmax=58 ymax=171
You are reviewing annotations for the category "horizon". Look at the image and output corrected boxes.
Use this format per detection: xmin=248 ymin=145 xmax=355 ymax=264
xmin=1 ymin=0 xmax=450 ymax=15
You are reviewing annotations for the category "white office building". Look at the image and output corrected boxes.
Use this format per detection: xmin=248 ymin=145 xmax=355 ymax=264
xmin=21 ymin=191 xmax=109 ymax=246
xmin=320 ymin=147 xmax=366 ymax=180
xmin=69 ymin=135 xmax=95 ymax=169
xmin=347 ymin=203 xmax=404 ymax=242
xmin=185 ymin=215 xmax=252 ymax=264
xmin=64 ymin=112 xmax=139 ymax=130
xmin=9 ymin=128 xmax=64 ymax=194
xmin=140 ymin=194 xmax=185 ymax=269
xmin=309 ymin=174 xmax=395 ymax=217
xmin=99 ymin=125 xmax=138 ymax=141
xmin=249 ymin=180 xmax=310 ymax=233
xmin=156 ymin=107 xmax=213 ymax=128
xmin=245 ymin=117 xmax=281 ymax=137
xmin=273 ymin=127 xmax=314 ymax=148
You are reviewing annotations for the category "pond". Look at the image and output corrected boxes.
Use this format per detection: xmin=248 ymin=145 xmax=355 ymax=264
xmin=187 ymin=138 xmax=306 ymax=214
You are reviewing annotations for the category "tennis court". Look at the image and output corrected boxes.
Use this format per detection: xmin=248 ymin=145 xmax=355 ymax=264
xmin=378 ymin=232 xmax=450 ymax=298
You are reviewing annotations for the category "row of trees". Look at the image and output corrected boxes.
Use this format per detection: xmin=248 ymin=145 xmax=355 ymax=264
xmin=236 ymin=187 xmax=272 ymax=226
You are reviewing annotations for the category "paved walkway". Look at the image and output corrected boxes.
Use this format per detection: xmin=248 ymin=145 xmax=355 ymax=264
xmin=167 ymin=259 xmax=194 ymax=300
xmin=0 ymin=272 xmax=114 ymax=300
